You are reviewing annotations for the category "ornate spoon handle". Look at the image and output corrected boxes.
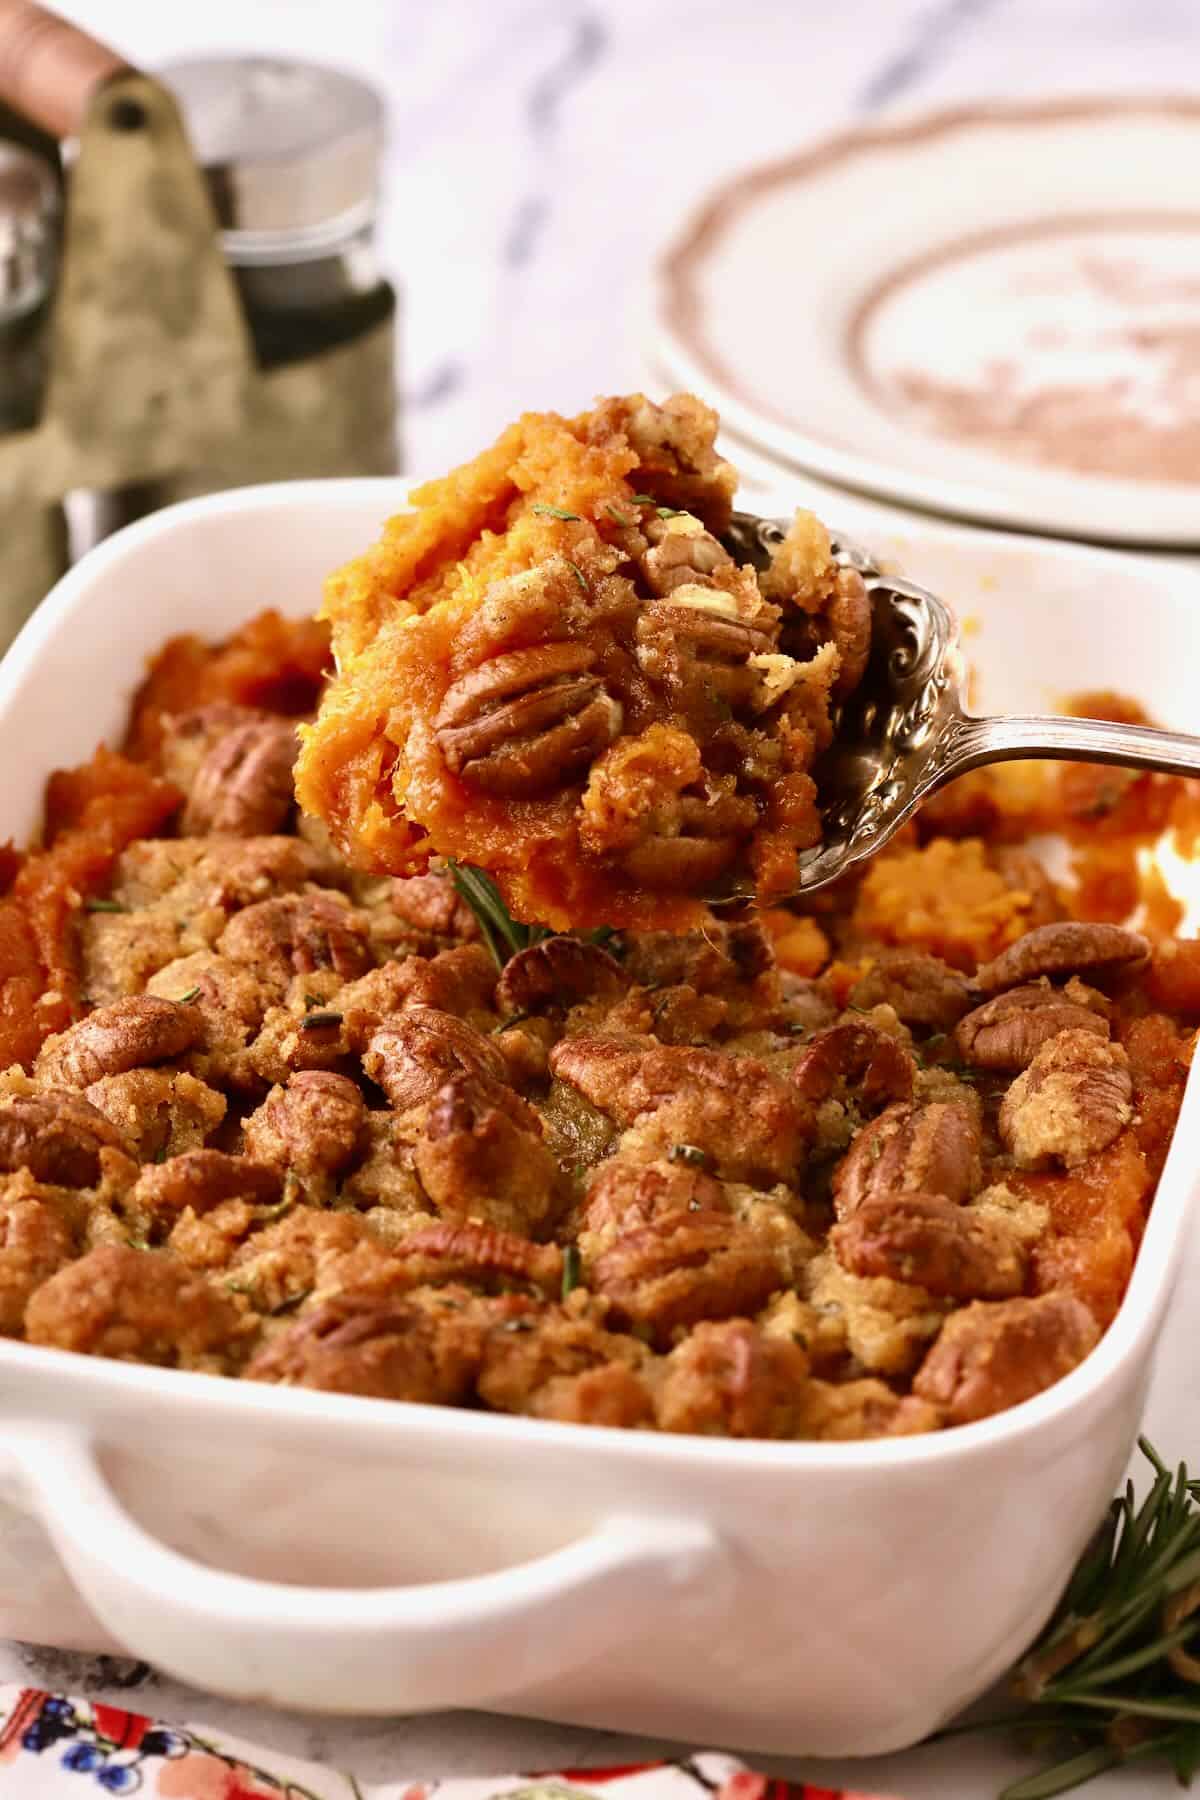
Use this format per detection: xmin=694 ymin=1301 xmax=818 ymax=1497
xmin=938 ymin=712 xmax=1200 ymax=788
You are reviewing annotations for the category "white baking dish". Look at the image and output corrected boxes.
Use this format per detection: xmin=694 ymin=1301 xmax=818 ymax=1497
xmin=0 ymin=482 xmax=1198 ymax=1758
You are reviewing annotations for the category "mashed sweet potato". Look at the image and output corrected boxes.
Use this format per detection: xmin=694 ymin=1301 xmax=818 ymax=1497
xmin=295 ymin=393 xmax=871 ymax=930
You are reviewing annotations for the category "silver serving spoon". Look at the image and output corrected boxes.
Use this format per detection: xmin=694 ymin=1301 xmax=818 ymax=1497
xmin=723 ymin=512 xmax=1200 ymax=896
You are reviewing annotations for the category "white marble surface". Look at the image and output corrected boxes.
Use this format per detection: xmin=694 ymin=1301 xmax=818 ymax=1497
xmin=9 ymin=0 xmax=1200 ymax=1790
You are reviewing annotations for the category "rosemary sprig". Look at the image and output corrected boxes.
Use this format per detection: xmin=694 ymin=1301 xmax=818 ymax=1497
xmin=971 ymin=1440 xmax=1200 ymax=1797
xmin=445 ymin=863 xmax=629 ymax=975
xmin=446 ymin=861 xmax=552 ymax=970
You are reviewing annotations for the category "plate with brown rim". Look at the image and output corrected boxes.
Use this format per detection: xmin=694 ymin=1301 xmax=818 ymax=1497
xmin=654 ymin=96 xmax=1200 ymax=546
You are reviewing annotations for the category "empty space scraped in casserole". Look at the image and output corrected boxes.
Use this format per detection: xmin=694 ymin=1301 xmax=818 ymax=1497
xmin=294 ymin=391 xmax=871 ymax=931
xmin=0 ymin=597 xmax=1196 ymax=1439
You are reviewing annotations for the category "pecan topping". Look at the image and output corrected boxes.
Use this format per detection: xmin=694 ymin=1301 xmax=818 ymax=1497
xmin=435 ymin=641 xmax=622 ymax=797
xmin=25 ymin=1243 xmax=244 ymax=1370
xmin=592 ymin=1209 xmax=786 ymax=1347
xmin=412 ymin=1075 xmax=562 ymax=1238
xmin=218 ymin=892 xmax=373 ymax=981
xmin=913 ymin=1294 xmax=1100 ymax=1425
xmin=834 ymin=1100 xmax=981 ymax=1219
xmin=791 ymin=1020 xmax=915 ymax=1113
xmin=478 ymin=1304 xmax=652 ymax=1427
xmin=496 ymin=936 xmax=629 ymax=1017
xmin=361 ymin=1007 xmax=510 ymax=1113
xmin=549 ymin=1036 xmax=810 ymax=1184
xmin=655 ymin=1318 xmax=810 ymax=1438
xmin=183 ymin=715 xmax=299 ymax=837
xmin=999 ymin=1029 xmax=1133 ymax=1169
xmin=395 ymin=1220 xmax=563 ymax=1296
xmin=636 ymin=587 xmax=777 ymax=712
xmin=849 ymin=950 xmax=974 ymax=1031
xmin=243 ymin=1072 xmax=366 ymax=1176
xmin=130 ymin=1149 xmax=283 ymax=1222
xmin=0 ymin=1092 xmax=128 ymax=1185
xmin=36 ymin=996 xmax=204 ymax=1090
xmin=955 ymin=981 xmax=1109 ymax=1070
xmin=638 ymin=514 xmax=732 ymax=596
xmin=244 ymin=1288 xmax=490 ymax=1403
xmin=831 ymin=1192 xmax=1026 ymax=1300
xmin=582 ymin=1156 xmax=727 ymax=1238
xmin=976 ymin=922 xmax=1150 ymax=996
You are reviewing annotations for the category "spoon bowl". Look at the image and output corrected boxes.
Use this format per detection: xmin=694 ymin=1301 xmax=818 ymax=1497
xmin=721 ymin=511 xmax=1200 ymax=898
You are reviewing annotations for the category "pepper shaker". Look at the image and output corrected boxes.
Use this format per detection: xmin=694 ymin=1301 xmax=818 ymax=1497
xmin=96 ymin=53 xmax=397 ymax=531
xmin=0 ymin=134 xmax=66 ymax=635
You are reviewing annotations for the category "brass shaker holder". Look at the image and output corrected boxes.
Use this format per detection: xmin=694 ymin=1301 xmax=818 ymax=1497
xmin=0 ymin=10 xmax=396 ymax=621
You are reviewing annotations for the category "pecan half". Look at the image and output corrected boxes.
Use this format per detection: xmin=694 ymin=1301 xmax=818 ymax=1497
xmin=549 ymin=1036 xmax=810 ymax=1184
xmin=655 ymin=1319 xmax=810 ymax=1438
xmin=361 ymin=1007 xmax=510 ymax=1113
xmin=496 ymin=936 xmax=629 ymax=1017
xmin=831 ymin=1192 xmax=1025 ymax=1300
xmin=833 ymin=1100 xmax=981 ymax=1219
xmin=478 ymin=1303 xmax=652 ymax=1425
xmin=999 ymin=1029 xmax=1133 ymax=1169
xmin=412 ymin=1075 xmax=562 ymax=1238
xmin=0 ymin=1091 xmax=128 ymax=1185
xmin=25 ymin=1243 xmax=244 ymax=1370
xmin=183 ymin=715 xmax=299 ymax=836
xmin=395 ymin=1220 xmax=563 ymax=1296
xmin=591 ymin=1210 xmax=786 ymax=1346
xmin=243 ymin=1072 xmax=366 ymax=1176
xmin=639 ymin=514 xmax=732 ymax=596
xmin=778 ymin=565 xmax=872 ymax=701
xmin=976 ymin=922 xmax=1150 ymax=996
xmin=244 ymin=1288 xmax=489 ymax=1403
xmin=218 ymin=892 xmax=373 ymax=981
xmin=636 ymin=585 xmax=777 ymax=712
xmin=36 ymin=996 xmax=204 ymax=1090
xmin=955 ymin=982 xmax=1109 ymax=1070
xmin=849 ymin=950 xmax=974 ymax=1031
xmin=0 ymin=1194 xmax=73 ymax=1334
xmin=791 ymin=1019 xmax=915 ymax=1113
xmin=582 ymin=1156 xmax=727 ymax=1237
xmin=912 ymin=1293 xmax=1100 ymax=1424
xmin=130 ymin=1149 xmax=283 ymax=1223
xmin=435 ymin=642 xmax=622 ymax=796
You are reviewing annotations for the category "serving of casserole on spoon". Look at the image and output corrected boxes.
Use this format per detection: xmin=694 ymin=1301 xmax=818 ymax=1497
xmin=296 ymin=391 xmax=1200 ymax=926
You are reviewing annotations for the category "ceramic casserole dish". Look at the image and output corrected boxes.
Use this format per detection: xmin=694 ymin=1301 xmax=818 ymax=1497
xmin=0 ymin=481 xmax=1198 ymax=1758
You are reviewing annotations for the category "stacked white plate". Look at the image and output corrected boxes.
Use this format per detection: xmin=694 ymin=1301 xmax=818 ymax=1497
xmin=652 ymin=97 xmax=1200 ymax=548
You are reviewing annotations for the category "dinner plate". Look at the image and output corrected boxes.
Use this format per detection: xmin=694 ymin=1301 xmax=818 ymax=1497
xmin=654 ymin=97 xmax=1200 ymax=545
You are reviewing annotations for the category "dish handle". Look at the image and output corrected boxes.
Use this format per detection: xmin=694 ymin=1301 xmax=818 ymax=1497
xmin=10 ymin=1425 xmax=722 ymax=1711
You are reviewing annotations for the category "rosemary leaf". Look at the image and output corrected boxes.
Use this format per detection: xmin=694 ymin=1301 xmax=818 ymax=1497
xmin=175 ymin=986 xmax=201 ymax=1004
xmin=530 ymin=502 xmax=581 ymax=522
xmin=446 ymin=861 xmax=540 ymax=968
xmin=561 ymin=1244 xmax=582 ymax=1300
xmin=85 ymin=898 xmax=124 ymax=914
xmin=979 ymin=1441 xmax=1200 ymax=1796
xmin=566 ymin=559 xmax=589 ymax=592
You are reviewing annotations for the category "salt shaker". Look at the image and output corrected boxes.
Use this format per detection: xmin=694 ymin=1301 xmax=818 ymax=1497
xmin=97 ymin=53 xmax=397 ymax=530
xmin=0 ymin=135 xmax=66 ymax=635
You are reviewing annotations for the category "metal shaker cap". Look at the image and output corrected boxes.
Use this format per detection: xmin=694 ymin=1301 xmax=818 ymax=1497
xmin=0 ymin=142 xmax=58 ymax=317
xmin=160 ymin=55 xmax=384 ymax=266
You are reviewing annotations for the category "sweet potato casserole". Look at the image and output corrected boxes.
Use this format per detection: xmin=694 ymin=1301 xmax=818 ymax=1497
xmin=0 ymin=395 xmax=1196 ymax=1442
xmin=295 ymin=392 xmax=865 ymax=930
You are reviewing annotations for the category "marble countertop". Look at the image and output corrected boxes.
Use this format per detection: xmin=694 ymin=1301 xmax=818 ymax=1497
xmin=11 ymin=0 xmax=1200 ymax=1789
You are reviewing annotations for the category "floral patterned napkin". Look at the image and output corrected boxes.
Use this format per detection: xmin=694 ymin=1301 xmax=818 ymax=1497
xmin=0 ymin=1688 xmax=900 ymax=1800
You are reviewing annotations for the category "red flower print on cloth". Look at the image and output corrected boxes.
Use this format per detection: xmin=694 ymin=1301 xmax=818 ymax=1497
xmin=0 ymin=1687 xmax=907 ymax=1800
